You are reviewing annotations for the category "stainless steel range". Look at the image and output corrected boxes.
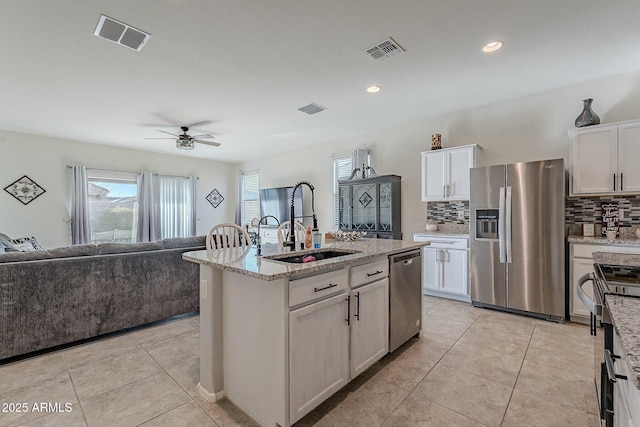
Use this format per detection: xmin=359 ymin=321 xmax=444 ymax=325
xmin=577 ymin=263 xmax=640 ymax=427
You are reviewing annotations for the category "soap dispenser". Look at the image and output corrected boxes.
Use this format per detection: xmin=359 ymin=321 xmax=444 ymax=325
xmin=305 ymin=226 xmax=312 ymax=249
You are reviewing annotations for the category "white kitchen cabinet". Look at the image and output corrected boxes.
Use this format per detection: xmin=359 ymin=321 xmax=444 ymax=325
xmin=569 ymin=242 xmax=640 ymax=322
xmin=613 ymin=329 xmax=640 ymax=427
xmin=570 ymin=120 xmax=640 ymax=196
xmin=350 ymin=278 xmax=388 ymax=378
xmin=288 ymin=258 xmax=390 ymax=424
xmin=289 ymin=292 xmax=349 ymax=424
xmin=421 ymin=144 xmax=479 ymax=201
xmin=415 ymin=234 xmax=469 ymax=302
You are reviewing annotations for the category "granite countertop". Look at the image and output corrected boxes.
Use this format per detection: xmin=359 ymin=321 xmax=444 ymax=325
xmin=568 ymin=235 xmax=640 ymax=245
xmin=592 ymin=251 xmax=640 ymax=389
xmin=605 ymin=294 xmax=640 ymax=390
xmin=183 ymin=239 xmax=429 ymax=281
xmin=593 ymin=252 xmax=640 ymax=267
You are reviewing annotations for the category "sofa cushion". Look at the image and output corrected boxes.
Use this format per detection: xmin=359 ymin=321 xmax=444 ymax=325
xmin=48 ymin=244 xmax=98 ymax=258
xmin=98 ymin=241 xmax=164 ymax=255
xmin=163 ymin=236 xmax=206 ymax=249
xmin=0 ymin=250 xmax=52 ymax=263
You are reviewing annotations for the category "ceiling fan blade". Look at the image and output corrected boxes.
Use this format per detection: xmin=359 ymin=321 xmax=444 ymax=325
xmin=186 ymin=120 xmax=214 ymax=129
xmin=195 ymin=139 xmax=221 ymax=147
xmin=191 ymin=133 xmax=215 ymax=139
xmin=144 ymin=137 xmax=175 ymax=140
xmin=157 ymin=130 xmax=179 ymax=137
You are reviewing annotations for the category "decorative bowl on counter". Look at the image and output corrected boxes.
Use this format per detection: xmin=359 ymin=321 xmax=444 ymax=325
xmin=330 ymin=230 xmax=368 ymax=241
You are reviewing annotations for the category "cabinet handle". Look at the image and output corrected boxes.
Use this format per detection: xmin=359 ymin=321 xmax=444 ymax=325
xmin=621 ymin=173 xmax=624 ymax=191
xmin=446 ymin=185 xmax=450 ymax=197
xmin=314 ymin=283 xmax=338 ymax=293
xmin=345 ymin=295 xmax=351 ymax=325
xmin=355 ymin=292 xmax=360 ymax=321
xmin=443 ymin=185 xmax=446 ymax=198
xmin=366 ymin=270 xmax=383 ymax=277
xmin=613 ymin=173 xmax=616 ymax=191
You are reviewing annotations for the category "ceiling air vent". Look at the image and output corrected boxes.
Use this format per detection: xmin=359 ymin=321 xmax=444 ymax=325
xmin=94 ymin=15 xmax=150 ymax=52
xmin=298 ymin=103 xmax=326 ymax=115
xmin=364 ymin=37 xmax=405 ymax=62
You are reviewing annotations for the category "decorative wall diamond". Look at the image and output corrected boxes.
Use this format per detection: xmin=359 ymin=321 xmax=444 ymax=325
xmin=4 ymin=175 xmax=46 ymax=205
xmin=206 ymin=189 xmax=224 ymax=208
xmin=359 ymin=191 xmax=372 ymax=207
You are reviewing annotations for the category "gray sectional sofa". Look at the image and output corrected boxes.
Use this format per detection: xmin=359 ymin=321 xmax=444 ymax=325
xmin=0 ymin=236 xmax=205 ymax=360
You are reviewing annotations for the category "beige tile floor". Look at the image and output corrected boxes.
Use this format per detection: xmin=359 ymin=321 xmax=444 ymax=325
xmin=0 ymin=296 xmax=600 ymax=427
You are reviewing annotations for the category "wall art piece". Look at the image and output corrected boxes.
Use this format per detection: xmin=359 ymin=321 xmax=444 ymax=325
xmin=4 ymin=175 xmax=46 ymax=205
xmin=206 ymin=188 xmax=224 ymax=208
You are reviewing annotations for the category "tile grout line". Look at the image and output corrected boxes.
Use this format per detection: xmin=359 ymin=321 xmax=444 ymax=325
xmin=378 ymin=301 xmax=487 ymax=427
xmin=62 ymin=351 xmax=91 ymax=427
xmin=496 ymin=319 xmax=536 ymax=427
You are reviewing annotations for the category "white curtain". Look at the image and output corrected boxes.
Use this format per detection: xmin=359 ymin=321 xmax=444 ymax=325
xmin=71 ymin=166 xmax=91 ymax=244
xmin=158 ymin=175 xmax=196 ymax=238
xmin=137 ymin=172 xmax=161 ymax=242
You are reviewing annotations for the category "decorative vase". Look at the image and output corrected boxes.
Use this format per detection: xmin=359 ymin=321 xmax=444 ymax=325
xmin=575 ymin=98 xmax=600 ymax=128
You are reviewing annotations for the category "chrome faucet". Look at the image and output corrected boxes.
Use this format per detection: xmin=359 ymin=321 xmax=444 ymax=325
xmin=282 ymin=180 xmax=317 ymax=251
xmin=255 ymin=215 xmax=280 ymax=256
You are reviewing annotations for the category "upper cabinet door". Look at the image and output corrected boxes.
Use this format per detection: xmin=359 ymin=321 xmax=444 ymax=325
xmin=421 ymin=145 xmax=478 ymax=202
xmin=447 ymin=148 xmax=474 ymax=200
xmin=617 ymin=122 xmax=640 ymax=194
xmin=421 ymin=151 xmax=446 ymax=201
xmin=570 ymin=125 xmax=617 ymax=195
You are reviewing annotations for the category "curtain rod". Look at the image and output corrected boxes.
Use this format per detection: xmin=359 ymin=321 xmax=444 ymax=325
xmin=66 ymin=165 xmax=199 ymax=179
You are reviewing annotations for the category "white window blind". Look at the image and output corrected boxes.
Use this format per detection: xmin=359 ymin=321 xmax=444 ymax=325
xmin=241 ymin=171 xmax=260 ymax=226
xmin=333 ymin=155 xmax=353 ymax=228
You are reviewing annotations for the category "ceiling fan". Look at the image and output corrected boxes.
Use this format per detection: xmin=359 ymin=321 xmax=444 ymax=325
xmin=145 ymin=126 xmax=221 ymax=150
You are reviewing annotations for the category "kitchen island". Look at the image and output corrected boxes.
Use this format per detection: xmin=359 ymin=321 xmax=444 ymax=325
xmin=183 ymin=238 xmax=427 ymax=427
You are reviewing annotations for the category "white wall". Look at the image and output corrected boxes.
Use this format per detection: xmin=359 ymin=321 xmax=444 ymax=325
xmin=238 ymin=70 xmax=640 ymax=238
xmin=0 ymin=131 xmax=237 ymax=248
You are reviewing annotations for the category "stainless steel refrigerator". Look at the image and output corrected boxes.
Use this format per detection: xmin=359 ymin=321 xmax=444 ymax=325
xmin=469 ymin=158 xmax=565 ymax=322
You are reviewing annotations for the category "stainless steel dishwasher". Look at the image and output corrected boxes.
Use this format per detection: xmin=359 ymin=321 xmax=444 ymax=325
xmin=389 ymin=249 xmax=422 ymax=352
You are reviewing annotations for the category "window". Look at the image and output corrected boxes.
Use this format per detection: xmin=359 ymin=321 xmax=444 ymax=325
xmin=86 ymin=169 xmax=196 ymax=244
xmin=240 ymin=170 xmax=260 ymax=226
xmin=87 ymin=170 xmax=138 ymax=244
xmin=333 ymin=155 xmax=353 ymax=228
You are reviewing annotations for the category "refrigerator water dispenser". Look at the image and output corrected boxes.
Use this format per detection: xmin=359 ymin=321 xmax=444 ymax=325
xmin=475 ymin=209 xmax=499 ymax=240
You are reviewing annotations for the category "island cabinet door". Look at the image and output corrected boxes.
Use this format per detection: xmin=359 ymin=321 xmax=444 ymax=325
xmin=289 ymin=292 xmax=350 ymax=425
xmin=350 ymin=278 xmax=389 ymax=378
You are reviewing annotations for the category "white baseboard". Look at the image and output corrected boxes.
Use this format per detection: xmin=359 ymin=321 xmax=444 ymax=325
xmin=198 ymin=383 xmax=225 ymax=402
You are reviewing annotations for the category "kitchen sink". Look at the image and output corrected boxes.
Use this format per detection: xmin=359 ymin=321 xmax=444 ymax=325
xmin=265 ymin=249 xmax=360 ymax=264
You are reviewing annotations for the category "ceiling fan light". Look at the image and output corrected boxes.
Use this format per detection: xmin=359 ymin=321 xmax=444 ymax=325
xmin=176 ymin=138 xmax=194 ymax=150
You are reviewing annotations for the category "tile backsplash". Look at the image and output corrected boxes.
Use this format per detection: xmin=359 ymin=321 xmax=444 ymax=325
xmin=565 ymin=195 xmax=640 ymax=236
xmin=427 ymin=201 xmax=469 ymax=225
xmin=427 ymin=196 xmax=640 ymax=237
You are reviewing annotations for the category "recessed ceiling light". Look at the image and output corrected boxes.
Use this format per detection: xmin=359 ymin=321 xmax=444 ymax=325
xmin=482 ymin=41 xmax=503 ymax=53
xmin=367 ymin=86 xmax=381 ymax=93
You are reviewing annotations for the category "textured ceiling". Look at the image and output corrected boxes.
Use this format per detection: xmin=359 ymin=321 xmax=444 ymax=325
xmin=2 ymin=1 xmax=640 ymax=163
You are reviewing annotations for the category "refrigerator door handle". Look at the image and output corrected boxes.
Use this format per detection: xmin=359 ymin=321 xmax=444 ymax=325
xmin=505 ymin=186 xmax=512 ymax=263
xmin=499 ymin=187 xmax=506 ymax=263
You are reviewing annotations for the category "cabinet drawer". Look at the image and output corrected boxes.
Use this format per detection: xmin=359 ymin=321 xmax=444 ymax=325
xmin=413 ymin=234 xmax=468 ymax=249
xmin=289 ymin=269 xmax=348 ymax=307
xmin=261 ymin=228 xmax=279 ymax=238
xmin=350 ymin=259 xmax=388 ymax=288
xmin=572 ymin=243 xmax=640 ymax=258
